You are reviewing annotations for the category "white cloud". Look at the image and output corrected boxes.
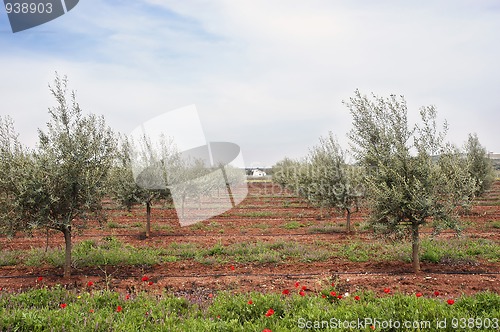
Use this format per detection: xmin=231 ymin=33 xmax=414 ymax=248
xmin=1 ymin=0 xmax=499 ymax=166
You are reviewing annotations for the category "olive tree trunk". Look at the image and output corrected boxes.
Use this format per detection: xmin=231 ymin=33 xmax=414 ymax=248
xmin=412 ymin=222 xmax=420 ymax=273
xmin=346 ymin=208 xmax=352 ymax=234
xmin=62 ymin=225 xmax=72 ymax=278
xmin=146 ymin=200 xmax=152 ymax=238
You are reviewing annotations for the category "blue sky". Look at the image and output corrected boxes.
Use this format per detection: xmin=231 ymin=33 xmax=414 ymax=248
xmin=1 ymin=0 xmax=499 ymax=167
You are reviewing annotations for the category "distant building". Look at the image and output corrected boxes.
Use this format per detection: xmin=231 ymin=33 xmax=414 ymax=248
xmin=488 ymin=152 xmax=500 ymax=160
xmin=489 ymin=153 xmax=500 ymax=172
xmin=252 ymin=169 xmax=267 ymax=177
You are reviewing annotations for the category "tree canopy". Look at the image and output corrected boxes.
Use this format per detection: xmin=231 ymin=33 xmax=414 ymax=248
xmin=345 ymin=90 xmax=476 ymax=272
xmin=0 ymin=74 xmax=116 ymax=278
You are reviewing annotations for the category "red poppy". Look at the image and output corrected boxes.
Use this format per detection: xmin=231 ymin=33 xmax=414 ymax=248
xmin=282 ymin=289 xmax=290 ymax=295
xmin=354 ymin=295 xmax=360 ymax=301
xmin=262 ymin=329 xmax=272 ymax=332
xmin=59 ymin=303 xmax=67 ymax=309
xmin=416 ymin=292 xmax=423 ymax=298
xmin=37 ymin=276 xmax=43 ymax=282
xmin=141 ymin=276 xmax=149 ymax=282
xmin=116 ymin=305 xmax=123 ymax=312
xmin=331 ymin=283 xmax=335 ymax=287
xmin=294 ymin=282 xmax=300 ymax=288
xmin=148 ymin=281 xmax=154 ymax=286
xmin=125 ymin=294 xmax=131 ymax=300
xmin=248 ymin=300 xmax=253 ymax=305
xmin=230 ymin=265 xmax=235 ymax=271
xmin=208 ymin=293 xmax=213 ymax=298
xmin=299 ymin=290 xmax=305 ymax=296
xmin=434 ymin=291 xmax=440 ymax=297
xmin=321 ymin=294 xmax=326 ymax=298
xmin=330 ymin=291 xmax=336 ymax=297
xmin=337 ymin=295 xmax=343 ymax=299
xmin=87 ymin=281 xmax=94 ymax=287
xmin=89 ymin=309 xmax=95 ymax=313
xmin=265 ymin=308 xmax=274 ymax=317
xmin=370 ymin=325 xmax=375 ymax=330
xmin=301 ymin=285 xmax=307 ymax=291
xmin=383 ymin=288 xmax=390 ymax=294
xmin=447 ymin=299 xmax=455 ymax=305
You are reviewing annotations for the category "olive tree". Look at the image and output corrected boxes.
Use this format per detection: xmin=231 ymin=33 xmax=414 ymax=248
xmin=464 ymin=133 xmax=495 ymax=196
xmin=307 ymin=133 xmax=364 ymax=233
xmin=108 ymin=135 xmax=171 ymax=238
xmin=272 ymin=137 xmax=364 ymax=232
xmin=166 ymin=152 xmax=220 ymax=220
xmin=29 ymin=74 xmax=116 ymax=278
xmin=346 ymin=90 xmax=476 ymax=273
xmin=275 ymin=158 xmax=313 ymax=196
xmin=272 ymin=157 xmax=298 ymax=189
xmin=0 ymin=116 xmax=33 ymax=236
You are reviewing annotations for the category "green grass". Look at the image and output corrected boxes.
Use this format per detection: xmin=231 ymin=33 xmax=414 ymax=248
xmin=419 ymin=237 xmax=500 ymax=263
xmin=282 ymin=221 xmax=305 ymax=230
xmin=309 ymin=237 xmax=500 ymax=264
xmin=188 ymin=221 xmax=224 ymax=232
xmin=106 ymin=221 xmax=128 ymax=229
xmin=490 ymin=220 xmax=500 ymax=229
xmin=244 ymin=222 xmax=271 ymax=231
xmin=73 ymin=238 xmax=165 ymax=267
xmin=335 ymin=242 xmax=375 ymax=262
xmin=170 ymin=241 xmax=300 ymax=264
xmin=231 ymin=240 xmax=331 ymax=263
xmin=5 ymin=236 xmax=499 ymax=270
xmin=189 ymin=223 xmax=210 ymax=231
xmin=307 ymin=223 xmax=345 ymax=234
xmin=356 ymin=221 xmax=373 ymax=232
xmin=235 ymin=211 xmax=274 ymax=218
xmin=25 ymin=248 xmax=65 ymax=267
xmin=0 ymin=287 xmax=498 ymax=331
xmin=22 ymin=238 xmax=165 ymax=268
xmin=0 ymin=249 xmax=20 ymax=266
xmin=166 ymin=240 xmax=332 ymax=265
xmin=152 ymin=223 xmax=174 ymax=232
